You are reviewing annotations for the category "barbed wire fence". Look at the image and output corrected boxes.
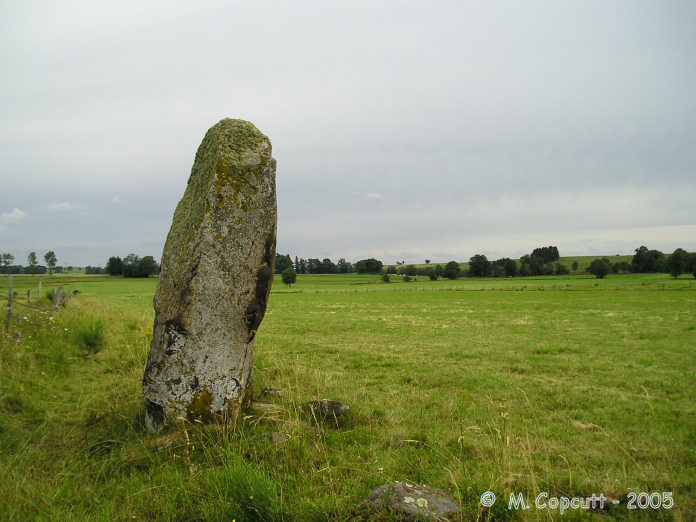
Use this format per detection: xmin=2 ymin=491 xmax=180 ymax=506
xmin=1 ymin=277 xmax=70 ymax=336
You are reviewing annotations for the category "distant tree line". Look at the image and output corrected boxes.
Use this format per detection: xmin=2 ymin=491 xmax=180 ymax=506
xmin=586 ymin=246 xmax=695 ymax=279
xmin=631 ymin=246 xmax=695 ymax=279
xmin=5 ymin=245 xmax=692 ymax=281
xmin=274 ymin=244 xmax=696 ymax=282
xmin=275 ymin=254 xmax=383 ymax=275
xmin=0 ymin=250 xmax=59 ymax=276
xmin=105 ymin=254 xmax=159 ymax=278
xmin=382 ymin=246 xmax=565 ymax=280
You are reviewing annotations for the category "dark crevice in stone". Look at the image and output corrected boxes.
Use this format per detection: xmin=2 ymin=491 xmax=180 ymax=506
xmin=245 ymin=231 xmax=276 ymax=341
xmin=144 ymin=399 xmax=165 ymax=431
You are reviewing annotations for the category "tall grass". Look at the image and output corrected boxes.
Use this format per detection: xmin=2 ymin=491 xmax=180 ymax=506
xmin=72 ymin=318 xmax=106 ymax=354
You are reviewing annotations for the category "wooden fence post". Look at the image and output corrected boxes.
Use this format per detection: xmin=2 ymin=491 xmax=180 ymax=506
xmin=50 ymin=285 xmax=65 ymax=317
xmin=27 ymin=290 xmax=31 ymax=304
xmin=4 ymin=276 xmax=12 ymax=334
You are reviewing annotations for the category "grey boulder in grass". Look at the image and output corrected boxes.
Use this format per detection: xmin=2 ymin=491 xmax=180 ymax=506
xmin=361 ymin=481 xmax=461 ymax=519
xmin=143 ymin=118 xmax=277 ymax=432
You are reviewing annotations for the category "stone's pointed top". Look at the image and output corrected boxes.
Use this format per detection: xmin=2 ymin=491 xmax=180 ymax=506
xmin=206 ymin=118 xmax=271 ymax=155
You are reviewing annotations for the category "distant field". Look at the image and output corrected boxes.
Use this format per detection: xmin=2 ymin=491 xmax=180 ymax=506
xmin=1 ymin=272 xmax=694 ymax=520
xmin=557 ymin=255 xmax=633 ymax=274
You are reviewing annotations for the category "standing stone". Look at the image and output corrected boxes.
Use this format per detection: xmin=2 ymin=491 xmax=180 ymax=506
xmin=142 ymin=119 xmax=276 ymax=432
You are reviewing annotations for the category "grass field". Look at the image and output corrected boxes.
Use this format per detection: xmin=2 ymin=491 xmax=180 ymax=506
xmin=1 ymin=272 xmax=695 ymax=520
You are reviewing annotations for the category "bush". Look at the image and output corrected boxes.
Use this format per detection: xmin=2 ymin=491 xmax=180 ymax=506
xmin=73 ymin=319 xmax=106 ymax=354
xmin=554 ymin=263 xmax=570 ymax=275
xmin=354 ymin=258 xmax=383 ymax=274
xmin=281 ymin=268 xmax=297 ymax=286
xmin=531 ymin=246 xmax=560 ymax=263
xmin=121 ymin=254 xmax=158 ymax=278
xmin=504 ymin=259 xmax=518 ymax=277
xmin=106 ymin=256 xmax=123 ymax=275
xmin=666 ymin=248 xmax=688 ymax=279
xmin=632 ymin=246 xmax=665 ymax=273
xmin=468 ymin=254 xmax=491 ymax=277
xmin=381 ymin=273 xmax=390 ymax=283
xmin=587 ymin=258 xmax=612 ymax=279
xmin=443 ymin=261 xmax=460 ymax=280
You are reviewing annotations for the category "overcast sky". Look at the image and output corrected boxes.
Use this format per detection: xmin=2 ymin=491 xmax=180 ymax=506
xmin=1 ymin=1 xmax=695 ymax=267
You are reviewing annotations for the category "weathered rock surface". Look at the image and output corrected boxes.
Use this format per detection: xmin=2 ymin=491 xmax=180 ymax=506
xmin=143 ymin=118 xmax=276 ymax=432
xmin=261 ymin=386 xmax=283 ymax=398
xmin=361 ymin=482 xmax=461 ymax=520
xmin=308 ymin=399 xmax=350 ymax=417
xmin=247 ymin=401 xmax=284 ymax=420
xmin=258 ymin=432 xmax=291 ymax=446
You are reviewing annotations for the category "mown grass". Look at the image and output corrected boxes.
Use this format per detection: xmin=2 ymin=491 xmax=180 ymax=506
xmin=0 ymin=272 xmax=694 ymax=520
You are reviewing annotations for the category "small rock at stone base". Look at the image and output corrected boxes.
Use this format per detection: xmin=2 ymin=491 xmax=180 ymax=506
xmin=247 ymin=401 xmax=283 ymax=418
xmin=361 ymin=481 xmax=461 ymax=520
xmin=258 ymin=432 xmax=291 ymax=446
xmin=307 ymin=399 xmax=350 ymax=417
xmin=149 ymin=432 xmax=184 ymax=452
xmin=261 ymin=386 xmax=283 ymax=398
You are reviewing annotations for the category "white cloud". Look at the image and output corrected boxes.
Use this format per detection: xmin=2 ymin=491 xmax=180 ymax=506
xmin=0 ymin=208 xmax=27 ymax=224
xmin=110 ymin=196 xmax=122 ymax=204
xmin=353 ymin=192 xmax=385 ymax=201
xmin=47 ymin=202 xmax=76 ymax=211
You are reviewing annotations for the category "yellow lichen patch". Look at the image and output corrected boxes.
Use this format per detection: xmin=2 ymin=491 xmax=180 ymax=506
xmin=187 ymin=387 xmax=214 ymax=422
xmin=215 ymin=157 xmax=231 ymax=178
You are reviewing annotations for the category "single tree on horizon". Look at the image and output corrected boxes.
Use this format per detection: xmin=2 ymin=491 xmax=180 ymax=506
xmin=27 ymin=251 xmax=38 ymax=275
xmin=44 ymin=251 xmax=57 ymax=278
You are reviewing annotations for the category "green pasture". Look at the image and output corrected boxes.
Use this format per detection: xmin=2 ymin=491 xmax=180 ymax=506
xmin=0 ymin=272 xmax=695 ymax=520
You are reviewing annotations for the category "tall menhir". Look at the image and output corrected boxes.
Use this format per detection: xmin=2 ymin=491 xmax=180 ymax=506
xmin=143 ymin=119 xmax=277 ymax=432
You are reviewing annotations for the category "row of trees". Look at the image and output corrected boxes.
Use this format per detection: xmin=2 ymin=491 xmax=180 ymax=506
xmin=105 ymin=254 xmax=159 ymax=278
xmin=629 ymin=246 xmax=694 ymax=279
xmin=382 ymin=246 xmax=564 ymax=280
xmin=0 ymin=251 xmax=59 ymax=276
xmin=276 ymin=245 xmax=695 ymax=282
xmin=584 ymin=246 xmax=696 ymax=279
xmin=275 ymin=254 xmax=384 ymax=275
xmin=4 ymin=245 xmax=693 ymax=281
